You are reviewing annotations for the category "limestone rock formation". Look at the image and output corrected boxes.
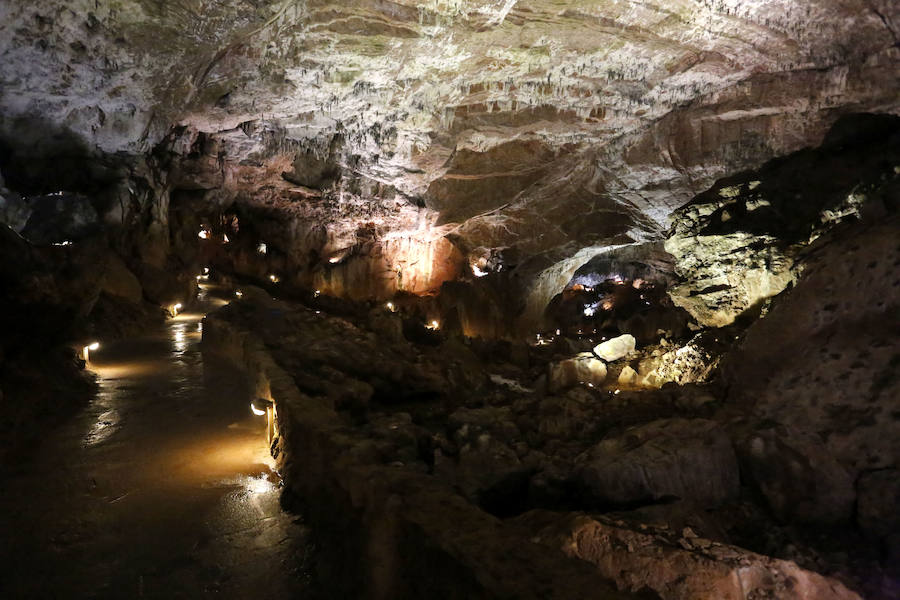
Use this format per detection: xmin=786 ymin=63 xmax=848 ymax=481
xmin=723 ymin=213 xmax=900 ymax=533
xmin=665 ymin=115 xmax=900 ymax=327
xmin=575 ymin=418 xmax=739 ymax=509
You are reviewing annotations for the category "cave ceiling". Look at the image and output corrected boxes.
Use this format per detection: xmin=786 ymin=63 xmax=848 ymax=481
xmin=1 ymin=0 xmax=898 ymax=309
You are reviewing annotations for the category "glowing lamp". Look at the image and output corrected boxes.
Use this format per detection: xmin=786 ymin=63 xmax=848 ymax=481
xmin=250 ymin=398 xmax=272 ymax=416
xmin=269 ymin=274 xmax=279 ymax=283
xmin=471 ymin=264 xmax=488 ymax=277
xmin=328 ymin=257 xmax=340 ymax=264
xmin=250 ymin=398 xmax=276 ymax=444
xmin=386 ymin=302 xmax=395 ymax=312
xmin=82 ymin=341 xmax=100 ymax=363
xmin=223 ymin=234 xmax=230 ymax=243
xmin=426 ymin=320 xmax=440 ymax=330
xmin=314 ymin=290 xmax=321 ymax=297
xmin=257 ymin=242 xmax=267 ymax=254
xmin=203 ymin=267 xmax=210 ymax=275
xmin=198 ymin=229 xmax=209 ymax=239
xmin=171 ymin=303 xmax=183 ymax=316
xmin=235 ymin=290 xmax=243 ymax=298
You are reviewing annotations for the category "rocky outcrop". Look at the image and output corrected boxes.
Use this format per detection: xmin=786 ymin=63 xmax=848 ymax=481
xmin=575 ymin=418 xmax=739 ymax=509
xmin=722 ymin=212 xmax=900 ymax=536
xmin=665 ymin=114 xmax=900 ymax=327
xmin=523 ymin=512 xmax=862 ymax=600
xmin=201 ymin=300 xmax=650 ymax=600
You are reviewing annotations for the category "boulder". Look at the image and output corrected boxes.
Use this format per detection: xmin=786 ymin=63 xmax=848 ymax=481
xmin=548 ymin=352 xmax=606 ymax=392
xmin=575 ymin=418 xmax=738 ymax=508
xmin=592 ymin=334 xmax=635 ymax=362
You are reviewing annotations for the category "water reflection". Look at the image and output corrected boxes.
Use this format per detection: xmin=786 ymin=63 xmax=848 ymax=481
xmin=0 ymin=282 xmax=313 ymax=598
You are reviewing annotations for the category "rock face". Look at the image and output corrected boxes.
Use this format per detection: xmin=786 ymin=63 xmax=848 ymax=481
xmin=665 ymin=115 xmax=900 ymax=327
xmin=723 ymin=213 xmax=900 ymax=536
xmin=575 ymin=418 xmax=739 ymax=509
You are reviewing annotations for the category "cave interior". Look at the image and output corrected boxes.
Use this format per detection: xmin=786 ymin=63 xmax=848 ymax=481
xmin=0 ymin=1 xmax=898 ymax=599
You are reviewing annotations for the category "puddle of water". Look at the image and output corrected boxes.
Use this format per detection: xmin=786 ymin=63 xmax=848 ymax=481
xmin=0 ymin=283 xmax=314 ymax=599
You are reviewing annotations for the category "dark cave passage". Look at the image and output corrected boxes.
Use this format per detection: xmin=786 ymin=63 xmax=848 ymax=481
xmin=0 ymin=284 xmax=314 ymax=599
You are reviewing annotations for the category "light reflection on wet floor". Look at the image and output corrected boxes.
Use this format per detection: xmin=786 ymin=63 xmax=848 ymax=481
xmin=0 ymin=284 xmax=314 ymax=599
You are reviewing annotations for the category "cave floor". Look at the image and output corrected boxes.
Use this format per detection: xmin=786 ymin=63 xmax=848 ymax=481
xmin=0 ymin=285 xmax=315 ymax=599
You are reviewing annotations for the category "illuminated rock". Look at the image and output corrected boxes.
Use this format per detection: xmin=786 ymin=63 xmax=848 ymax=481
xmin=592 ymin=334 xmax=635 ymax=362
xmin=636 ymin=331 xmax=723 ymax=389
xmin=617 ymin=365 xmax=638 ymax=387
xmin=665 ymin=117 xmax=900 ymax=327
xmin=526 ymin=513 xmax=862 ymax=600
xmin=548 ymin=352 xmax=607 ymax=392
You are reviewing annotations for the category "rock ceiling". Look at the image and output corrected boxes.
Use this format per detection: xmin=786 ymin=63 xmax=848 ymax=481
xmin=1 ymin=0 xmax=898 ymax=315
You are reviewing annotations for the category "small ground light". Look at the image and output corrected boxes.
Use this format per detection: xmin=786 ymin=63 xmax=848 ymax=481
xmin=203 ymin=267 xmax=210 ymax=274
xmin=223 ymin=234 xmax=230 ymax=243
xmin=171 ymin=303 xmax=183 ymax=316
xmin=235 ymin=290 xmax=243 ymax=298
xmin=426 ymin=320 xmax=439 ymax=330
xmin=198 ymin=229 xmax=209 ymax=239
xmin=314 ymin=290 xmax=321 ymax=297
xmin=386 ymin=302 xmax=395 ymax=311
xmin=82 ymin=341 xmax=100 ymax=363
xmin=269 ymin=274 xmax=279 ymax=283
xmin=251 ymin=398 xmax=275 ymax=444
xmin=257 ymin=242 xmax=267 ymax=254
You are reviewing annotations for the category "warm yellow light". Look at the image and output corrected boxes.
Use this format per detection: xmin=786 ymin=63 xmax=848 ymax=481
xmin=328 ymin=256 xmax=340 ymax=264
xmin=426 ymin=320 xmax=439 ymax=330
xmin=82 ymin=342 xmax=100 ymax=363
xmin=386 ymin=302 xmax=395 ymax=311
xmin=257 ymin=242 xmax=267 ymax=254
xmin=235 ymin=290 xmax=243 ymax=298
xmin=198 ymin=230 xmax=209 ymax=239
xmin=250 ymin=403 xmax=266 ymax=416
xmin=314 ymin=290 xmax=321 ymax=297
xmin=203 ymin=267 xmax=210 ymax=275
xmin=223 ymin=234 xmax=230 ymax=243
xmin=269 ymin=274 xmax=279 ymax=283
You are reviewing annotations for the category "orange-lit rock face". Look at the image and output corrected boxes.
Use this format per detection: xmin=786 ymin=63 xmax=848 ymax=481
xmin=314 ymin=235 xmax=463 ymax=300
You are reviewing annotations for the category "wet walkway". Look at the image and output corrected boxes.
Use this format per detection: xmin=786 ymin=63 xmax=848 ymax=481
xmin=0 ymin=284 xmax=314 ymax=599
